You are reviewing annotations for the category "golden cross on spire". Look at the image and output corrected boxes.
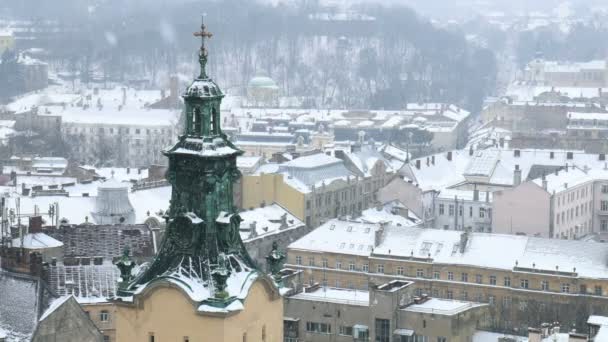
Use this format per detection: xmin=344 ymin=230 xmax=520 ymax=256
xmin=193 ymin=16 xmax=213 ymax=79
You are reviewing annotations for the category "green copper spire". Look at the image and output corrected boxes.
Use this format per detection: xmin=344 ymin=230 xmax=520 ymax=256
xmin=121 ymin=22 xmax=255 ymax=302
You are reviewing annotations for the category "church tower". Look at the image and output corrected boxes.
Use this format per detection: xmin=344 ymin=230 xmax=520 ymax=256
xmin=113 ymin=21 xmax=282 ymax=342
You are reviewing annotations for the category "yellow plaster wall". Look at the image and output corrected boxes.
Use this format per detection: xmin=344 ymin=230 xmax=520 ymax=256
xmin=242 ymin=173 xmax=306 ymax=221
xmin=115 ymin=281 xmax=283 ymax=342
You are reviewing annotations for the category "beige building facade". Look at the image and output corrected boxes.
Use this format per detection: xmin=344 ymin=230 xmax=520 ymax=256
xmin=287 ymin=219 xmax=608 ymax=334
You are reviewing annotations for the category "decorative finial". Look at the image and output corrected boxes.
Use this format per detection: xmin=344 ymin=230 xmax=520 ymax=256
xmin=193 ymin=15 xmax=213 ymax=79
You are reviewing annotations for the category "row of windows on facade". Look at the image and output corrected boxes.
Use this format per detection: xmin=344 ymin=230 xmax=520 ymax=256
xmin=555 ymin=199 xmax=593 ymax=225
xmin=308 ymin=186 xmax=371 ymax=209
xmin=557 ymin=184 xmax=593 ymax=208
xmin=147 ymin=327 xmax=267 ymax=342
xmin=305 ymin=319 xmax=446 ymax=342
xmin=64 ymin=127 xmax=171 ymax=135
xmin=438 ymin=203 xmax=491 ymax=219
xmin=294 ymin=257 xmax=603 ymax=295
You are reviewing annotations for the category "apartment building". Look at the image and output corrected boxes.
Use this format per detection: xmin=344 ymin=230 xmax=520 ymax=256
xmin=283 ymin=280 xmax=487 ymax=342
xmin=493 ymin=166 xmax=608 ymax=239
xmin=286 ymin=219 xmax=608 ymax=334
xmin=242 ymin=151 xmax=393 ymax=227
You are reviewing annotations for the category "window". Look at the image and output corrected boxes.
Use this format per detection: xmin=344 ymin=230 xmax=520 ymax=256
xmin=448 ymin=204 xmax=455 ymax=216
xmin=502 ymin=296 xmax=511 ymax=307
xmin=336 ymin=261 xmax=342 ymax=269
xmin=149 ymin=334 xmax=155 ymax=342
xmin=437 ymin=338 xmax=447 ymax=342
xmin=504 ymin=277 xmax=511 ymax=287
xmin=461 ymin=273 xmax=468 ymax=282
xmin=469 ymin=206 xmax=473 ymax=217
xmin=262 ymin=325 xmax=266 ymax=342
xmin=602 ymin=220 xmax=608 ymax=232
xmin=541 ymin=280 xmax=549 ymax=291
xmin=135 ymin=129 xmax=141 ymax=134
xmin=349 ymin=262 xmax=356 ymax=271
xmin=322 ymin=258 xmax=328 ymax=268
xmin=308 ymin=257 xmax=315 ymax=266
xmin=459 ymin=205 xmax=463 ymax=216
xmin=595 ymin=286 xmax=603 ymax=296
xmin=242 ymin=333 xmax=247 ymax=342
xmin=306 ymin=322 xmax=331 ymax=334
xmin=100 ymin=311 xmax=109 ymax=322
xmin=103 ymin=336 xmax=110 ymax=342
xmin=602 ymin=184 xmax=608 ymax=194
xmin=433 ymin=271 xmax=440 ymax=279
xmin=479 ymin=207 xmax=486 ymax=218
xmin=396 ymin=266 xmax=405 ymax=276
xmin=488 ymin=295 xmax=495 ymax=305
xmin=521 ymin=279 xmax=529 ymax=289
xmin=602 ymin=201 xmax=608 ymax=211
xmin=363 ymin=264 xmax=369 ymax=272
xmin=375 ymin=319 xmax=390 ymax=342
xmin=339 ymin=326 xmax=353 ymax=336
xmin=580 ymin=284 xmax=587 ymax=294
xmin=447 ymin=272 xmax=454 ymax=280
xmin=489 ymin=276 xmax=496 ymax=285
xmin=377 ymin=264 xmax=384 ymax=274
xmin=416 ymin=269 xmax=424 ymax=278
xmin=446 ymin=290 xmax=453 ymax=299
xmin=475 ymin=274 xmax=482 ymax=284
xmin=295 ymin=256 xmax=302 ymax=265
xmin=561 ymin=283 xmax=570 ymax=293
xmin=439 ymin=204 xmax=445 ymax=215
xmin=184 ymin=338 xmax=190 ymax=342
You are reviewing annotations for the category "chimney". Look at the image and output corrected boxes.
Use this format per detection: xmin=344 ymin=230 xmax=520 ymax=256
xmin=499 ymin=138 xmax=504 ymax=147
xmin=469 ymin=145 xmax=474 ymax=156
xmin=415 ymin=160 xmax=421 ymax=170
xmin=122 ymin=87 xmax=127 ymax=106
xmin=485 ymin=191 xmax=490 ymax=203
xmin=431 ymin=156 xmax=435 ymax=165
xmin=447 ymin=151 xmax=452 ymax=161
xmin=459 ymin=231 xmax=468 ymax=253
xmin=374 ymin=223 xmax=386 ymax=247
xmin=127 ymin=167 xmax=130 ymax=174
xmin=542 ymin=175 xmax=548 ymax=190
xmin=565 ymin=163 xmax=569 ymax=172
xmin=528 ymin=328 xmax=542 ymax=342
xmin=599 ymin=87 xmax=603 ymax=98
xmin=426 ymin=157 xmax=430 ymax=166
xmin=514 ymin=165 xmax=522 ymax=186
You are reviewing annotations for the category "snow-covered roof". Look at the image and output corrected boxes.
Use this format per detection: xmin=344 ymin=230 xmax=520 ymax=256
xmin=405 ymin=147 xmax=608 ymax=192
xmin=359 ymin=201 xmax=421 ymax=227
xmin=288 ymin=220 xmax=378 ymax=257
xmin=531 ymin=166 xmax=606 ymax=194
xmin=11 ymin=233 xmax=63 ymax=249
xmin=290 ymin=287 xmax=369 ymax=306
xmin=403 ymin=298 xmax=485 ymax=316
xmin=283 ymin=153 xmax=340 ymax=169
xmin=44 ymin=105 xmax=178 ymax=126
xmin=47 ymin=263 xmax=120 ymax=301
xmin=39 ymin=295 xmax=74 ymax=321
xmin=239 ymin=204 xmax=305 ymax=241
xmin=568 ymin=112 xmax=608 ymax=121
xmin=588 ymin=315 xmax=608 ymax=326
xmin=373 ymin=226 xmax=608 ymax=279
xmin=472 ymin=331 xmax=527 ymax=342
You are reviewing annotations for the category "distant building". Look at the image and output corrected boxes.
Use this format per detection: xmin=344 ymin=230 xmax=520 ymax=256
xmin=0 ymin=29 xmax=15 ymax=53
xmin=524 ymin=59 xmax=608 ymax=88
xmin=283 ymin=280 xmax=487 ymax=342
xmin=245 ymin=75 xmax=279 ymax=107
xmin=242 ymin=151 xmax=393 ymax=228
xmin=287 ymin=219 xmax=608 ymax=333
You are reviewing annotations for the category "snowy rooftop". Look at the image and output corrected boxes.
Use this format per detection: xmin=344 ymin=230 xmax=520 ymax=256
xmin=588 ymin=315 xmax=608 ymax=326
xmin=404 ymin=147 xmax=608 ymax=191
xmin=239 ymin=204 xmax=305 ymax=242
xmin=42 ymin=105 xmax=178 ymax=127
xmin=47 ymin=263 xmax=119 ymax=302
xmin=359 ymin=201 xmax=421 ymax=227
xmin=374 ymin=226 xmax=608 ymax=279
xmin=290 ymin=287 xmax=369 ymax=306
xmin=291 ymin=220 xmax=608 ymax=279
xmin=403 ymin=298 xmax=485 ymax=316
xmin=11 ymin=233 xmax=63 ymax=249
xmin=506 ymin=83 xmax=606 ymax=102
xmin=288 ymin=220 xmax=378 ymax=257
xmin=531 ymin=166 xmax=608 ymax=194
xmin=472 ymin=331 xmax=528 ymax=342
xmin=568 ymin=112 xmax=608 ymax=121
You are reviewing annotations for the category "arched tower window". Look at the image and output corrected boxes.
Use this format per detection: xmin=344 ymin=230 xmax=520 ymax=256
xmin=193 ymin=107 xmax=202 ymax=135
